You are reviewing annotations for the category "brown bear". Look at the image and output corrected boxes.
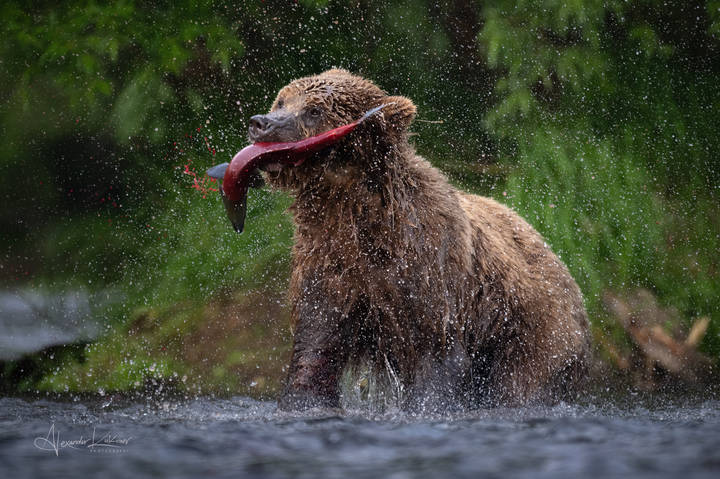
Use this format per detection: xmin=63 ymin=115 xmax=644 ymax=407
xmin=248 ymin=69 xmax=590 ymax=411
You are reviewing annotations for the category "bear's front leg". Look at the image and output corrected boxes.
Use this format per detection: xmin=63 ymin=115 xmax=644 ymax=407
xmin=278 ymin=293 xmax=350 ymax=411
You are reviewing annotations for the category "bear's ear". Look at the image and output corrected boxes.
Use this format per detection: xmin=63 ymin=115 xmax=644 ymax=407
xmin=381 ymin=96 xmax=416 ymax=131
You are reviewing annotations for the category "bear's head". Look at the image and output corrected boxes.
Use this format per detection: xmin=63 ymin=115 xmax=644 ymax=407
xmin=248 ymin=69 xmax=416 ymax=190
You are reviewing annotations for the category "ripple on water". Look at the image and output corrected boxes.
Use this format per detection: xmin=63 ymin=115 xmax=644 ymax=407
xmin=1 ymin=395 xmax=719 ymax=478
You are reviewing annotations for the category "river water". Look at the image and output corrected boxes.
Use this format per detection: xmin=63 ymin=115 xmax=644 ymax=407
xmin=0 ymin=289 xmax=106 ymax=361
xmin=1 ymin=394 xmax=719 ymax=478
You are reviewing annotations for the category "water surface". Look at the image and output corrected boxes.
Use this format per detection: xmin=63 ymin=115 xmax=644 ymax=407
xmin=1 ymin=395 xmax=719 ymax=478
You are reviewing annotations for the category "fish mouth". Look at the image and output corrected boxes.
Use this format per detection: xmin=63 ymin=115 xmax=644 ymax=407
xmin=222 ymin=194 xmax=247 ymax=233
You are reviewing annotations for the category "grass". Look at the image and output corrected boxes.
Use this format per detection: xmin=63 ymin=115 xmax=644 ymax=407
xmin=7 ymin=169 xmax=296 ymax=396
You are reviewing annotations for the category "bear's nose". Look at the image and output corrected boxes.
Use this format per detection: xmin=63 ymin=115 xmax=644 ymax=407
xmin=249 ymin=115 xmax=271 ymax=133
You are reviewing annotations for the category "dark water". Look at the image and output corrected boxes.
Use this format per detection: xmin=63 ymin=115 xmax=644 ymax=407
xmin=0 ymin=289 xmax=105 ymax=360
xmin=1 ymin=395 xmax=719 ymax=478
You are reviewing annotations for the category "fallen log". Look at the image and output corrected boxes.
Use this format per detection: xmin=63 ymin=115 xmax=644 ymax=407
xmin=602 ymin=290 xmax=713 ymax=387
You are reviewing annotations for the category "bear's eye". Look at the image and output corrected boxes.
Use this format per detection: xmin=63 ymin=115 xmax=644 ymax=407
xmin=308 ymin=107 xmax=322 ymax=118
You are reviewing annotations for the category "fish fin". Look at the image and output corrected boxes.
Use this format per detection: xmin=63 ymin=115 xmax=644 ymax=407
xmin=206 ymin=162 xmax=229 ymax=181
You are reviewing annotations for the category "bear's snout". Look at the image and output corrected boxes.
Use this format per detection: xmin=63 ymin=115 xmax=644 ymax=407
xmin=248 ymin=112 xmax=299 ymax=143
xmin=248 ymin=114 xmax=275 ymax=141
xmin=249 ymin=114 xmax=271 ymax=132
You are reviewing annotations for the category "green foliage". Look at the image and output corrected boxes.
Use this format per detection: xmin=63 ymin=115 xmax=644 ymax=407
xmin=479 ymin=0 xmax=720 ymax=352
xmin=1 ymin=1 xmax=242 ymax=140
xmin=127 ymin=187 xmax=294 ymax=308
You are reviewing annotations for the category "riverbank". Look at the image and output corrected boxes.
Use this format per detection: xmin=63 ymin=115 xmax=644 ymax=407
xmin=2 ymin=283 xmax=717 ymax=401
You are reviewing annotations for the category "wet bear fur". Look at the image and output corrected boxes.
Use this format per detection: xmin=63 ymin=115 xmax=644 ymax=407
xmin=256 ymin=69 xmax=590 ymax=411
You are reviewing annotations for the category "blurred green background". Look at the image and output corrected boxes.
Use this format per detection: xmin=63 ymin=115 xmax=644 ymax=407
xmin=1 ymin=0 xmax=718 ymax=396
